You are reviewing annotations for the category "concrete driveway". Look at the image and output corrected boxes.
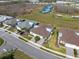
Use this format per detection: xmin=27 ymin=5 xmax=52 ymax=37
xmin=66 ymin=47 xmax=74 ymax=59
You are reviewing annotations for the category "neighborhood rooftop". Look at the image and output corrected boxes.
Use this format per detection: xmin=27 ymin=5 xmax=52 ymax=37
xmin=16 ymin=20 xmax=38 ymax=30
xmin=59 ymin=29 xmax=79 ymax=46
xmin=30 ymin=23 xmax=52 ymax=38
xmin=0 ymin=15 xmax=13 ymax=22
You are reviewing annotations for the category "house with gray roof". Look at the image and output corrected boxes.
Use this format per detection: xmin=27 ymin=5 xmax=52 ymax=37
xmin=0 ymin=15 xmax=13 ymax=23
xmin=16 ymin=20 xmax=38 ymax=31
xmin=0 ymin=15 xmax=14 ymax=26
xmin=4 ymin=18 xmax=17 ymax=27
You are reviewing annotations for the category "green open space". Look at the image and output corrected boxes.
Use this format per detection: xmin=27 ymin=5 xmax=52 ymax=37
xmin=17 ymin=7 xmax=79 ymax=30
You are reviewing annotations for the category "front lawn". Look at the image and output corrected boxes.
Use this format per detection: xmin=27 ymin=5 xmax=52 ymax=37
xmin=0 ymin=38 xmax=4 ymax=46
xmin=22 ymin=34 xmax=33 ymax=40
xmin=7 ymin=27 xmax=16 ymax=32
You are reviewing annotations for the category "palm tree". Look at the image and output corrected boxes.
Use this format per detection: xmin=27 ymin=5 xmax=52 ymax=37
xmin=0 ymin=49 xmax=16 ymax=59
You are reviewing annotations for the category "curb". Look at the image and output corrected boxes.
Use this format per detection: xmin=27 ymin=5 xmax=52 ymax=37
xmin=2 ymin=28 xmax=79 ymax=59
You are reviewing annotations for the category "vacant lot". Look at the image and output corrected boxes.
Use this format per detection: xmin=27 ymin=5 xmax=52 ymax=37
xmin=0 ymin=2 xmax=42 ymax=16
xmin=17 ymin=6 xmax=79 ymax=30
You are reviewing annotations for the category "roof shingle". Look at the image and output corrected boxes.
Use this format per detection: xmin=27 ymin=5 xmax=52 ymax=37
xmin=30 ymin=23 xmax=52 ymax=38
xmin=59 ymin=29 xmax=79 ymax=46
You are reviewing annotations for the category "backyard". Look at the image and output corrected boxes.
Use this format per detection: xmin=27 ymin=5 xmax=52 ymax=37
xmin=17 ymin=5 xmax=79 ymax=30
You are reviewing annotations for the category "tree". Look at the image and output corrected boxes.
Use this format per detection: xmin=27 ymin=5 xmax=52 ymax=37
xmin=1 ymin=53 xmax=14 ymax=59
xmin=0 ymin=49 xmax=16 ymax=59
xmin=34 ymin=36 xmax=40 ymax=43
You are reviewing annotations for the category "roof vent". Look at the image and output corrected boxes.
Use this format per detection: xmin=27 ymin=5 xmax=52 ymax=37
xmin=46 ymin=28 xmax=52 ymax=32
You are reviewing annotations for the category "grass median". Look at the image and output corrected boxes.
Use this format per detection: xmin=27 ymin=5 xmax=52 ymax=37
xmin=0 ymin=37 xmax=4 ymax=46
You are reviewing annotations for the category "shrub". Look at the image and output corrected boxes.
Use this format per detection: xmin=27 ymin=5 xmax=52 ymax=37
xmin=34 ymin=36 xmax=40 ymax=43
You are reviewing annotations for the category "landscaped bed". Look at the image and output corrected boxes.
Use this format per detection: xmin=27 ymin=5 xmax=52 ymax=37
xmin=7 ymin=27 xmax=16 ymax=32
xmin=19 ymin=36 xmax=28 ymax=42
xmin=19 ymin=34 xmax=33 ymax=42
xmin=22 ymin=35 xmax=33 ymax=40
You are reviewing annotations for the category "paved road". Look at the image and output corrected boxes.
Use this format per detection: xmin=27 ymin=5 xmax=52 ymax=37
xmin=0 ymin=29 xmax=62 ymax=59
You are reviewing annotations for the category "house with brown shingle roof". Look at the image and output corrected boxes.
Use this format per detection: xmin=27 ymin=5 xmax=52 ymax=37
xmin=30 ymin=23 xmax=53 ymax=39
xmin=58 ymin=29 xmax=79 ymax=47
xmin=58 ymin=29 xmax=79 ymax=57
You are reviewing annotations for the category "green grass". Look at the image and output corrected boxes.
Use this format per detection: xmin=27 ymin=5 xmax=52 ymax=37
xmin=19 ymin=37 xmax=28 ymax=42
xmin=22 ymin=35 xmax=32 ymax=40
xmin=0 ymin=38 xmax=4 ymax=46
xmin=0 ymin=24 xmax=4 ymax=28
xmin=43 ymin=29 xmax=66 ymax=54
xmin=14 ymin=50 xmax=33 ymax=59
xmin=17 ymin=7 xmax=79 ymax=30
xmin=7 ymin=27 xmax=16 ymax=32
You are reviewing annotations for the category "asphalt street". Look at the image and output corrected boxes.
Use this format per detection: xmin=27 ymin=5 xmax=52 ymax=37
xmin=0 ymin=29 xmax=62 ymax=59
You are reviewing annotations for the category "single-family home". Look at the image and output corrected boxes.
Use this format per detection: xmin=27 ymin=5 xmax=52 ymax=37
xmin=4 ymin=17 xmax=17 ymax=27
xmin=58 ymin=29 xmax=79 ymax=47
xmin=0 ymin=15 xmax=13 ymax=25
xmin=0 ymin=15 xmax=13 ymax=22
xmin=30 ymin=23 xmax=53 ymax=39
xmin=58 ymin=29 xmax=79 ymax=57
xmin=16 ymin=20 xmax=38 ymax=31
